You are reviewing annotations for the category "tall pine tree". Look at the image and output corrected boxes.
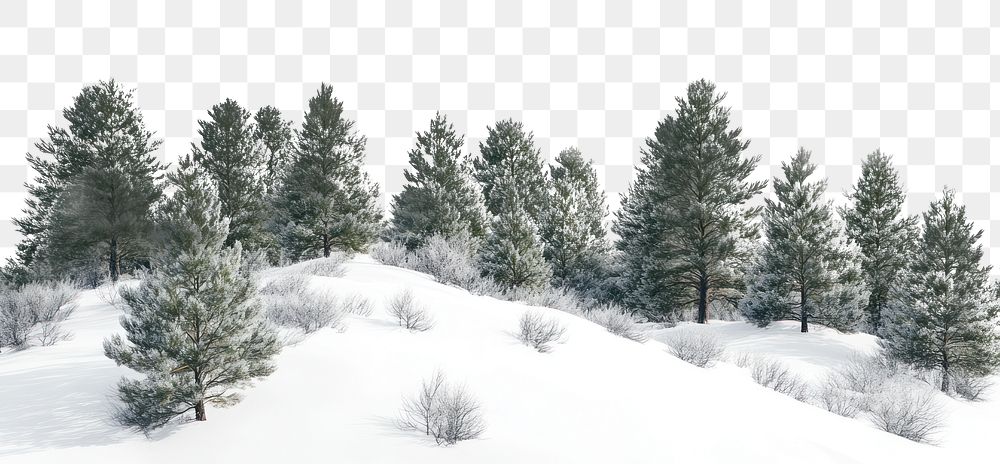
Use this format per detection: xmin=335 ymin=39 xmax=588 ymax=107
xmin=473 ymin=119 xmax=551 ymax=291
xmin=473 ymin=119 xmax=548 ymax=221
xmin=880 ymin=189 xmax=999 ymax=392
xmin=192 ymin=99 xmax=270 ymax=251
xmin=273 ymin=84 xmax=383 ymax=258
xmin=254 ymin=105 xmax=293 ymax=192
xmin=104 ymin=157 xmax=279 ymax=430
xmin=739 ymin=149 xmax=866 ymax=332
xmin=540 ymin=147 xmax=611 ymax=293
xmin=389 ymin=112 xmax=488 ymax=249
xmin=25 ymin=81 xmax=164 ymax=283
xmin=613 ymin=80 xmax=765 ymax=322
xmin=840 ymin=150 xmax=919 ymax=333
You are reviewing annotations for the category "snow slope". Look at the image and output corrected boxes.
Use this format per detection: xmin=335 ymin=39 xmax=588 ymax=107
xmin=0 ymin=257 xmax=950 ymax=463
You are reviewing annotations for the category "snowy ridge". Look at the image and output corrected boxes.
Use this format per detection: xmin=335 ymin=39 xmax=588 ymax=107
xmin=0 ymin=257 xmax=950 ymax=463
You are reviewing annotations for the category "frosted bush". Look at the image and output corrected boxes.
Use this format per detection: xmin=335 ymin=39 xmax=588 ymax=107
xmin=412 ymin=234 xmax=480 ymax=287
xmin=387 ymin=290 xmax=434 ymax=331
xmin=398 ymin=371 xmax=486 ymax=446
xmin=665 ymin=331 xmax=725 ymax=367
xmin=370 ymin=241 xmax=410 ymax=267
xmin=341 ymin=293 xmax=374 ymax=317
xmin=0 ymin=280 xmax=80 ymax=351
xmin=584 ymin=304 xmax=647 ymax=342
xmin=517 ymin=311 xmax=567 ymax=353
xmin=748 ymin=357 xmax=810 ymax=402
xmin=303 ymin=254 xmax=347 ymax=277
xmin=867 ymin=384 xmax=944 ymax=444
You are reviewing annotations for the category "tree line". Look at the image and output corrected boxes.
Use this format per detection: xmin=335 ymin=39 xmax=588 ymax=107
xmin=3 ymin=78 xmax=996 ymax=427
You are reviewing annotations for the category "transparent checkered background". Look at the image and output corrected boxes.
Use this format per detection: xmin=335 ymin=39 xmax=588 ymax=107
xmin=0 ymin=0 xmax=998 ymax=269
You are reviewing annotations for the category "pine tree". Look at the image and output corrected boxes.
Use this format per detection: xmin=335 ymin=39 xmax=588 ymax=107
xmin=389 ymin=112 xmax=488 ymax=249
xmin=192 ymin=99 xmax=270 ymax=251
xmin=739 ymin=149 xmax=867 ymax=333
xmin=613 ymin=80 xmax=766 ymax=323
xmin=273 ymin=83 xmax=383 ymax=258
xmin=33 ymin=81 xmax=164 ymax=283
xmin=254 ymin=105 xmax=293 ymax=191
xmin=104 ymin=157 xmax=279 ymax=431
xmin=840 ymin=150 xmax=919 ymax=333
xmin=880 ymin=189 xmax=1000 ymax=392
xmin=472 ymin=119 xmax=548 ymax=221
xmin=7 ymin=81 xmax=163 ymax=284
xmin=480 ymin=204 xmax=552 ymax=292
xmin=540 ymin=147 xmax=611 ymax=293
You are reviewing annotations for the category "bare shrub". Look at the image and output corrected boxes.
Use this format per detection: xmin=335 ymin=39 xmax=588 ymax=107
xmin=398 ymin=371 xmax=486 ymax=446
xmin=341 ymin=293 xmax=374 ymax=317
xmin=521 ymin=286 xmax=586 ymax=314
xmin=97 ymin=281 xmax=123 ymax=308
xmin=731 ymin=351 xmax=754 ymax=368
xmin=951 ymin=370 xmax=992 ymax=401
xmin=517 ymin=311 xmax=566 ymax=353
xmin=412 ymin=234 xmax=480 ymax=287
xmin=833 ymin=353 xmax=898 ymax=395
xmin=387 ymin=290 xmax=434 ymax=331
xmin=815 ymin=378 xmax=864 ymax=418
xmin=263 ymin=291 xmax=342 ymax=334
xmin=584 ymin=305 xmax=648 ymax=342
xmin=303 ymin=254 xmax=348 ymax=277
xmin=749 ymin=357 xmax=810 ymax=401
xmin=867 ymin=385 xmax=944 ymax=444
xmin=0 ymin=280 xmax=80 ymax=351
xmin=664 ymin=331 xmax=725 ymax=368
xmin=465 ymin=275 xmax=505 ymax=298
xmin=260 ymin=273 xmax=310 ymax=297
xmin=371 ymin=241 xmax=410 ymax=267
xmin=239 ymin=247 xmax=272 ymax=276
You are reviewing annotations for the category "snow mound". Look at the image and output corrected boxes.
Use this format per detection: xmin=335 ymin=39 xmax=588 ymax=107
xmin=1 ymin=257 xmax=946 ymax=463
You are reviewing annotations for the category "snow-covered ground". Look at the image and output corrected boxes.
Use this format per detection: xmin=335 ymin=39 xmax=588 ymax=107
xmin=0 ymin=256 xmax=984 ymax=463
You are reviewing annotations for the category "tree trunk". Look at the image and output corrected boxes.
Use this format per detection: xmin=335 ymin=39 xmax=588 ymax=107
xmin=109 ymin=238 xmax=120 ymax=282
xmin=195 ymin=400 xmax=207 ymax=421
xmin=800 ymin=288 xmax=808 ymax=333
xmin=696 ymin=278 xmax=709 ymax=324
xmin=322 ymin=233 xmax=331 ymax=258
xmin=941 ymin=352 xmax=950 ymax=392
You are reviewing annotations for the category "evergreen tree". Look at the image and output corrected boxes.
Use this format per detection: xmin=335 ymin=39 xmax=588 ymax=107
xmin=7 ymin=81 xmax=163 ymax=284
xmin=480 ymin=203 xmax=552 ymax=292
xmin=540 ymin=147 xmax=611 ymax=293
xmin=192 ymin=99 xmax=270 ymax=251
xmin=273 ymin=84 xmax=383 ymax=258
xmin=880 ymin=189 xmax=1000 ymax=392
xmin=254 ymin=105 xmax=293 ymax=191
xmin=739 ymin=149 xmax=867 ymax=332
xmin=29 ymin=81 xmax=164 ymax=283
xmin=104 ymin=157 xmax=279 ymax=431
xmin=472 ymin=119 xmax=548 ymax=221
xmin=840 ymin=150 xmax=919 ymax=333
xmin=613 ymin=80 xmax=766 ymax=323
xmin=389 ymin=112 xmax=488 ymax=249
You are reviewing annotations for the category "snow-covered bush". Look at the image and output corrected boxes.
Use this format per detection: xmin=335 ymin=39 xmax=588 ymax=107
xmin=520 ymin=286 xmax=586 ymax=314
xmin=261 ymin=273 xmax=341 ymax=334
xmin=412 ymin=234 xmax=480 ymax=287
xmin=303 ymin=254 xmax=348 ymax=277
xmin=815 ymin=379 xmax=864 ymax=418
xmin=398 ymin=371 xmax=485 ymax=446
xmin=370 ymin=241 xmax=410 ymax=267
xmin=260 ymin=273 xmax=310 ymax=296
xmin=951 ymin=369 xmax=992 ymax=401
xmin=584 ymin=304 xmax=647 ymax=342
xmin=665 ymin=331 xmax=725 ymax=367
xmin=748 ymin=357 xmax=810 ymax=401
xmin=341 ymin=293 xmax=374 ymax=317
xmin=387 ymin=289 xmax=434 ymax=331
xmin=517 ymin=311 xmax=566 ymax=353
xmin=0 ymin=280 xmax=80 ymax=350
xmin=867 ymin=385 xmax=944 ymax=444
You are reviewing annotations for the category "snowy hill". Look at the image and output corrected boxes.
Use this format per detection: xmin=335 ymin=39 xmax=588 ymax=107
xmin=0 ymin=257 xmax=963 ymax=463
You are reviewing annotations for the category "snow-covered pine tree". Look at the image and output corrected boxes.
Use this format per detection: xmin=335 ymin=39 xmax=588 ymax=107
xmin=104 ymin=156 xmax=279 ymax=431
xmin=613 ymin=80 xmax=766 ymax=323
xmin=192 ymin=99 xmax=270 ymax=251
xmin=389 ymin=112 xmax=488 ymax=249
xmin=540 ymin=147 xmax=611 ymax=293
xmin=41 ymin=81 xmax=164 ymax=283
xmin=840 ymin=150 xmax=919 ymax=333
xmin=254 ymin=105 xmax=293 ymax=192
xmin=473 ymin=119 xmax=551 ymax=291
xmin=472 ymin=119 xmax=548 ymax=221
xmin=6 ymin=81 xmax=163 ymax=285
xmin=739 ymin=149 xmax=867 ymax=333
xmin=479 ymin=197 xmax=552 ymax=292
xmin=273 ymin=83 xmax=383 ymax=259
xmin=879 ymin=189 xmax=1000 ymax=392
